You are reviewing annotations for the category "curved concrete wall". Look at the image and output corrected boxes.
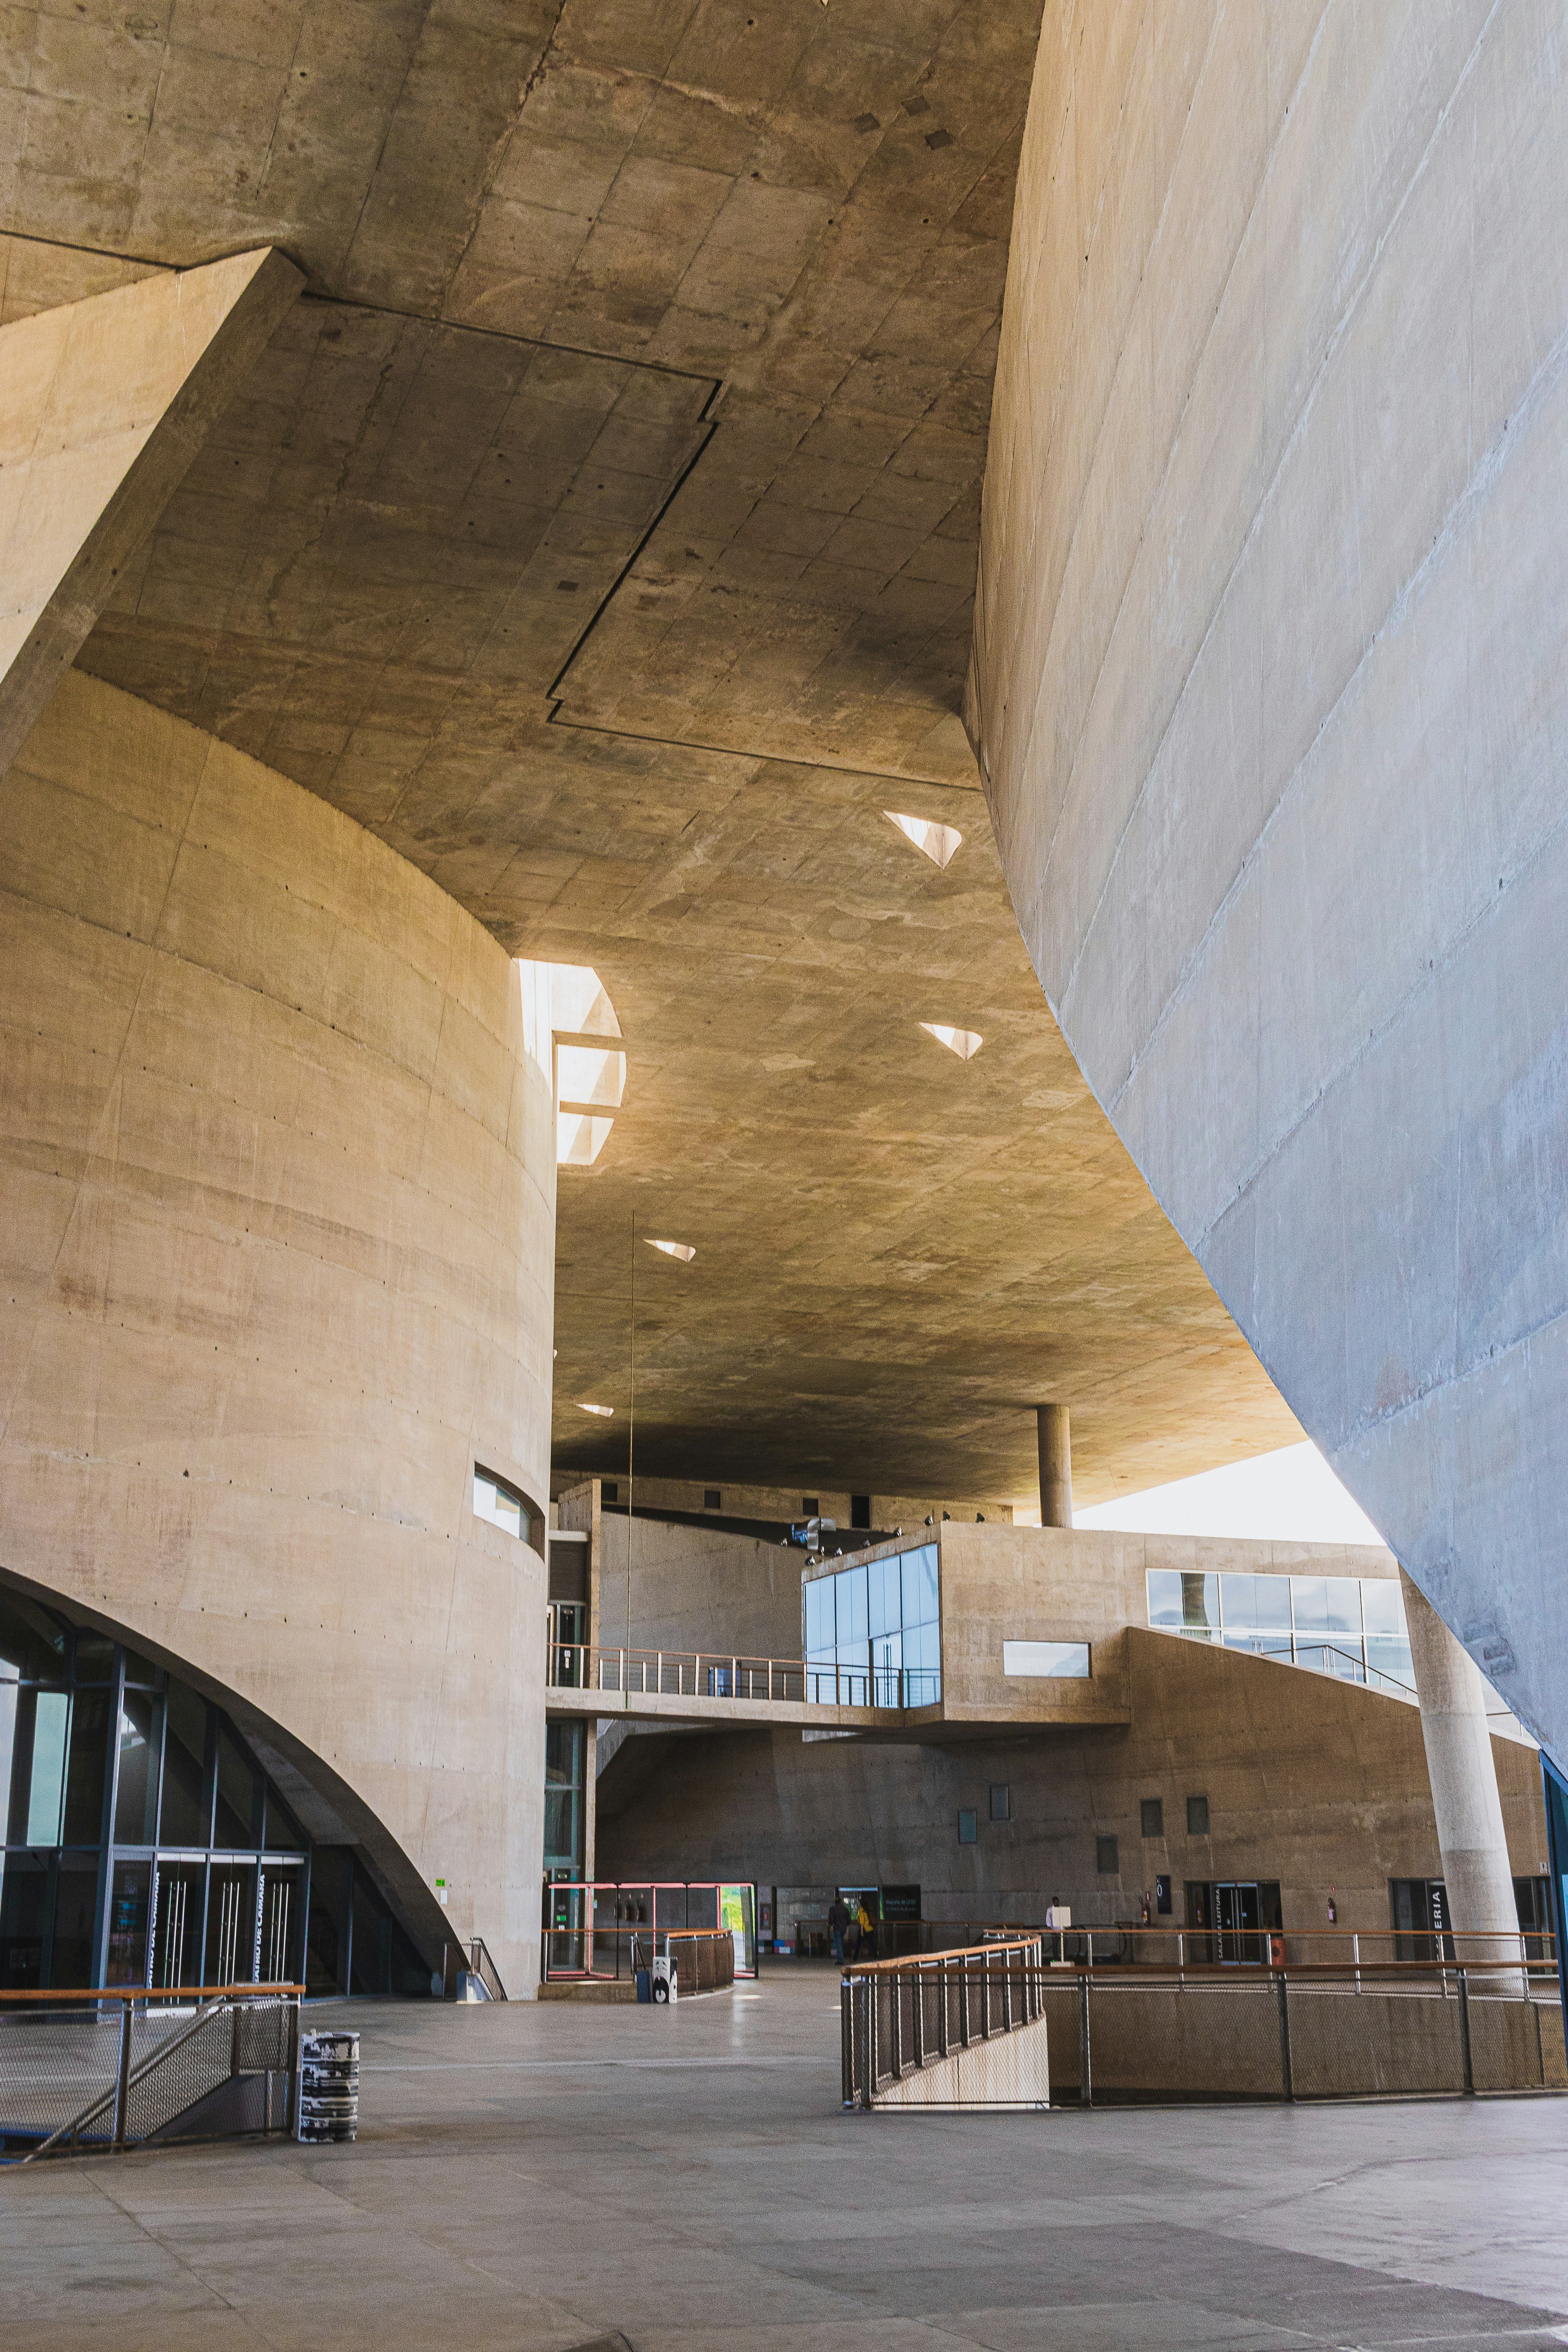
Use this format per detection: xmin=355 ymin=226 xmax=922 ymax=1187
xmin=970 ymin=8 xmax=1568 ymax=1764
xmin=0 ymin=671 xmax=555 ymax=1983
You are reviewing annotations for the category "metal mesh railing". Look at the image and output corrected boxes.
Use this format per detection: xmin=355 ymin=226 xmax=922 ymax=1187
xmin=842 ymin=1939 xmax=1049 ymax=2108
xmin=1 ymin=1986 xmax=301 ymax=2161
xmin=841 ymin=1963 xmax=1567 ymax=2111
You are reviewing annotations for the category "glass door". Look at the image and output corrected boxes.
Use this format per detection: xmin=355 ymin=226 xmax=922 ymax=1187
xmin=1214 ymin=1881 xmax=1263 ymax=1964
xmin=151 ymin=1859 xmax=206 ymax=1990
xmin=203 ymin=1861 xmax=258 ymax=1988
xmin=258 ymin=1863 xmax=303 ymax=1984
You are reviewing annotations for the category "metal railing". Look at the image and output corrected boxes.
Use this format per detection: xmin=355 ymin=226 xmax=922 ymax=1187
xmin=542 ymin=1879 xmax=756 ymax=1981
xmin=1159 ymin=1625 xmax=1417 ymax=1699
xmin=840 ymin=1955 xmax=1567 ymax=2112
xmin=468 ymin=1939 xmax=507 ymax=2002
xmin=1 ymin=1984 xmax=302 ymax=2162
xmin=842 ymin=1938 xmax=1047 ymax=2108
xmin=548 ymin=1641 xmax=939 ymax=1710
xmin=985 ymin=1923 xmax=1557 ymax=1979
xmin=645 ymin=1929 xmax=736 ymax=1995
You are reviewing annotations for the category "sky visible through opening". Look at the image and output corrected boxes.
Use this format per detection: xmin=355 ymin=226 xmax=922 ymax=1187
xmin=1072 ymin=1442 xmax=1385 ymax=1544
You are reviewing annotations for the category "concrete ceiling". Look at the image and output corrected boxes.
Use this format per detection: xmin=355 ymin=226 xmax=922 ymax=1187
xmin=0 ymin=0 xmax=1302 ymax=1503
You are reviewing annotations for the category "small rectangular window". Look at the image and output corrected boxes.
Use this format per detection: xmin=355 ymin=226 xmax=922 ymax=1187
xmin=851 ymin=1495 xmax=871 ymax=1529
xmin=704 ymin=1489 xmax=721 ymax=1510
xmin=802 ymin=1496 xmax=819 ymax=1516
xmin=1187 ymin=1795 xmax=1210 ymax=1836
xmin=1141 ymin=1797 xmax=1164 ymax=1839
xmin=989 ymin=1784 xmax=1011 ymax=1822
xmin=957 ymin=1809 xmax=977 ymax=1845
xmin=1002 ymin=1640 xmax=1090 ymax=1678
xmin=603 ymin=1480 xmax=618 ymax=1502
xmin=1096 ymin=1835 xmax=1119 ymax=1875
xmin=474 ymin=1468 xmax=523 ymax=1539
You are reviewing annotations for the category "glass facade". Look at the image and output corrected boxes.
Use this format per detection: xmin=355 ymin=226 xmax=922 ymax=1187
xmin=0 ymin=1584 xmax=432 ymax=1996
xmin=804 ymin=1544 xmax=940 ymax=1706
xmin=1146 ymin=1569 xmax=1415 ymax=1693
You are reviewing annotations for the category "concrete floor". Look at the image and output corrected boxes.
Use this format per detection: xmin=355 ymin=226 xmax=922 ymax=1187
xmin=6 ymin=1966 xmax=1567 ymax=2352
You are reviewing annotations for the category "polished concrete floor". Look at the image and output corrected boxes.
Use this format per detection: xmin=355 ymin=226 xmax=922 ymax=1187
xmin=6 ymin=1966 xmax=1567 ymax=2352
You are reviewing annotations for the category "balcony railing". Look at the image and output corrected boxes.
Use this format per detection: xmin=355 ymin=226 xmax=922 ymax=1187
xmin=547 ymin=1641 xmax=940 ymax=1709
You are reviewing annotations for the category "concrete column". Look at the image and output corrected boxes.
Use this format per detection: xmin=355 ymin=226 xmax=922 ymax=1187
xmin=1037 ymin=1404 xmax=1073 ymax=1528
xmin=1400 ymin=1571 xmax=1519 ymax=1965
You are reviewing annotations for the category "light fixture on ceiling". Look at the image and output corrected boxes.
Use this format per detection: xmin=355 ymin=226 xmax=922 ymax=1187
xmin=646 ymin=1239 xmax=696 ymax=1262
xmin=920 ymin=1022 xmax=982 ymax=1060
xmin=885 ymin=810 xmax=962 ymax=869
xmin=575 ymin=1401 xmax=614 ymax=1417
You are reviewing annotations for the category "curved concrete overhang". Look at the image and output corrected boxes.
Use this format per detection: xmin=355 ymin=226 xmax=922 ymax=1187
xmin=0 ymin=2 xmax=1308 ymax=1511
xmin=970 ymin=10 xmax=1568 ymax=1761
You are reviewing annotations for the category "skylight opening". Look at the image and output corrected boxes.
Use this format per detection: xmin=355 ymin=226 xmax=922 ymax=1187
xmin=575 ymin=1401 xmax=614 ymax=1418
xmin=885 ymin=810 xmax=962 ymax=869
xmin=646 ymin=1239 xmax=696 ymax=1262
xmin=920 ymin=1022 xmax=983 ymax=1060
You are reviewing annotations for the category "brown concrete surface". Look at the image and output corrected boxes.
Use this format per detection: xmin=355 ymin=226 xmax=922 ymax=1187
xmin=0 ymin=0 xmax=1306 ymax=1510
xmin=0 ymin=250 xmax=301 ymax=773
xmin=5 ymin=1978 xmax=1568 ymax=2350
xmin=600 ymin=1630 xmax=1549 ymax=1940
xmin=968 ymin=6 xmax=1568 ymax=1756
xmin=0 ymin=670 xmax=555 ymax=1986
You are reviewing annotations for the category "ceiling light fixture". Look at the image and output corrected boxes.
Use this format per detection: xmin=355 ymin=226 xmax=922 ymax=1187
xmin=920 ymin=1022 xmax=982 ymax=1060
xmin=646 ymin=1239 xmax=696 ymax=1262
xmin=885 ymin=810 xmax=962 ymax=869
xmin=575 ymin=1401 xmax=614 ymax=1417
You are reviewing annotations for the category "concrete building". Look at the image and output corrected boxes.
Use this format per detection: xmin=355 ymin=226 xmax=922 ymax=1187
xmin=0 ymin=0 xmax=1561 ymax=2211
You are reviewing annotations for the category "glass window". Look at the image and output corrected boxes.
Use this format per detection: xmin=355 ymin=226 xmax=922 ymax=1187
xmin=113 ymin=1692 xmax=163 ymax=1844
xmin=1361 ymin=1580 xmax=1406 ymax=1637
xmin=474 ymin=1467 xmax=531 ymax=1542
xmin=306 ymin=1846 xmax=353 ymax=1997
xmin=545 ymin=1721 xmax=585 ymax=1875
xmin=263 ymin=1782 xmax=305 ymax=1852
xmin=1218 ymin=1572 xmax=1291 ymax=1631
xmin=0 ymin=1593 xmax=66 ymax=1680
xmin=989 ymin=1784 xmax=1011 ymax=1822
xmin=956 ymin=1809 xmax=977 ymax=1844
xmin=901 ymin=1544 xmax=938 ymax=1630
xmin=1146 ymin=1569 xmax=1219 ymax=1634
xmin=213 ymin=1722 xmax=260 ymax=1848
xmin=1141 ymin=1797 xmax=1163 ymax=1838
xmin=1187 ymin=1794 xmax=1210 ymax=1836
xmin=804 ymin=1577 xmax=833 ymax=1659
xmin=52 ymin=1854 xmax=101 ymax=1987
xmin=24 ymin=1690 xmax=71 ymax=1845
xmin=868 ymin=1555 xmax=901 ymax=1640
xmin=0 ymin=1851 xmax=50 ymax=1988
xmin=837 ymin=1565 xmax=868 ymax=1649
xmin=106 ymin=1859 xmax=151 ymax=1986
xmin=1096 ymin=1835 xmax=1119 ymax=1875
xmin=72 ymin=1629 xmax=116 ymax=1683
xmin=62 ymin=1691 xmax=109 ymax=1843
xmin=1366 ymin=1635 xmax=1415 ymax=1693
xmin=159 ymin=1681 xmax=210 ymax=1846
xmin=204 ymin=1861 xmax=258 ymax=1986
xmin=1291 ymin=1576 xmax=1363 ymax=1637
xmin=1002 ymin=1640 xmax=1091 ymax=1677
xmin=121 ymin=1648 xmax=163 ymax=1688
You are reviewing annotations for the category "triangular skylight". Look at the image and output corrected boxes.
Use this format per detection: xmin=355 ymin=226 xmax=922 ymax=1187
xmin=885 ymin=810 xmax=962 ymax=869
xmin=920 ymin=1022 xmax=983 ymax=1060
xmin=646 ymin=1239 xmax=696 ymax=1262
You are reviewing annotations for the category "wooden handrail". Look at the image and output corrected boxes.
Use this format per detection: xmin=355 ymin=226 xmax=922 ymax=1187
xmin=0 ymin=1982 xmax=304 ymax=2004
xmin=843 ymin=1955 xmax=1555 ymax=1981
xmin=845 ymin=1936 xmax=1043 ymax=1975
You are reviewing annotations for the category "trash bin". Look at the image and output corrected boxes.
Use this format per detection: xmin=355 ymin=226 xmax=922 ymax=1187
xmin=297 ymin=2028 xmax=359 ymax=2143
xmin=635 ymin=1967 xmax=651 ymax=2002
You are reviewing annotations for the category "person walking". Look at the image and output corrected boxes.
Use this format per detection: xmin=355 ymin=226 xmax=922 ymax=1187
xmin=829 ymin=1892 xmax=850 ymax=1963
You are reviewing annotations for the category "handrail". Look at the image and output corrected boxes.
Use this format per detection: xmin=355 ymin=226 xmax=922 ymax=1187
xmin=546 ymin=1639 xmax=939 ymax=1710
xmin=0 ymin=1982 xmax=304 ymax=2004
xmin=16 ymin=1986 xmax=302 ymax=2165
xmin=845 ymin=1936 xmax=1043 ymax=1976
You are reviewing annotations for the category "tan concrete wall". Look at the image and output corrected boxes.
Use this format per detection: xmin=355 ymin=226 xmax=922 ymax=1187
xmin=969 ymin=4 xmax=1568 ymax=1765
xmin=0 ymin=670 xmax=555 ymax=1988
xmin=599 ymin=1629 xmax=1548 ymax=1939
xmin=599 ymin=1510 xmax=804 ymax=1661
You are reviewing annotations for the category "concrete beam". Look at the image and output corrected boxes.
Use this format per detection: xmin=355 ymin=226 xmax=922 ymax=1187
xmin=0 ymin=247 xmax=301 ymax=777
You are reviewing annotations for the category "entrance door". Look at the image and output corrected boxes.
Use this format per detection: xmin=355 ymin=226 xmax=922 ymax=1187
xmin=1214 ymin=1882 xmax=1262 ymax=1964
xmin=203 ymin=1862 xmax=258 ymax=1988
xmin=151 ymin=1861 xmax=206 ymax=1990
xmin=258 ymin=1864 xmax=302 ymax=1984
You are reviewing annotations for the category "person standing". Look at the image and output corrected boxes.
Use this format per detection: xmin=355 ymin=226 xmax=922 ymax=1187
xmin=829 ymin=1892 xmax=850 ymax=1963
